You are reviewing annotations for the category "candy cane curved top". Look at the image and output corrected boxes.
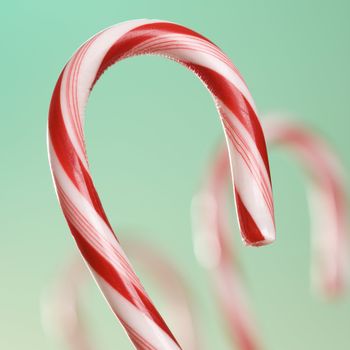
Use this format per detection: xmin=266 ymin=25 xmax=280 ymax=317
xmin=48 ymin=19 xmax=275 ymax=350
xmin=43 ymin=239 xmax=200 ymax=350
xmin=192 ymin=116 xmax=348 ymax=350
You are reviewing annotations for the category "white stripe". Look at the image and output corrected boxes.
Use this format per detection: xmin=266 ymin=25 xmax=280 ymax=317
xmin=222 ymin=104 xmax=272 ymax=198
xmin=60 ymin=19 xmax=258 ymax=171
xmin=229 ymin=140 xmax=275 ymax=243
xmin=219 ymin=103 xmax=275 ymax=242
xmin=60 ymin=20 xmax=159 ymax=169
xmin=49 ymin=142 xmax=143 ymax=289
xmin=130 ymin=34 xmax=256 ymax=112
xmin=94 ymin=272 xmax=181 ymax=350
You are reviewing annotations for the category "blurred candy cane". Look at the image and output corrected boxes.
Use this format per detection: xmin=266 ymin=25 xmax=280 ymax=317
xmin=264 ymin=116 xmax=347 ymax=295
xmin=192 ymin=115 xmax=348 ymax=350
xmin=42 ymin=238 xmax=200 ymax=350
xmin=48 ymin=19 xmax=275 ymax=349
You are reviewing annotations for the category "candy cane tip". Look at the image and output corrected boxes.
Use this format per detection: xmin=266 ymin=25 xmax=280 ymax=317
xmin=242 ymin=235 xmax=275 ymax=247
xmin=240 ymin=223 xmax=276 ymax=247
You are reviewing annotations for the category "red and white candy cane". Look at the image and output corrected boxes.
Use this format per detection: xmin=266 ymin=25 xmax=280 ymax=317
xmin=264 ymin=116 xmax=348 ymax=295
xmin=192 ymin=116 xmax=348 ymax=350
xmin=42 ymin=238 xmax=200 ymax=350
xmin=48 ymin=19 xmax=275 ymax=349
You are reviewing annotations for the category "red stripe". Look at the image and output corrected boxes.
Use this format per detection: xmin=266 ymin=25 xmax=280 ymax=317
xmin=49 ymin=71 xmax=81 ymax=189
xmin=234 ymin=190 xmax=266 ymax=245
xmin=130 ymin=22 xmax=216 ymax=47
xmin=66 ymin=221 xmax=177 ymax=343
xmin=133 ymin=36 xmax=230 ymax=63
xmin=134 ymin=286 xmax=180 ymax=345
xmin=92 ymin=26 xmax=271 ymax=184
xmin=70 ymin=38 xmax=97 ymax=145
xmin=49 ymin=73 xmax=113 ymax=232
xmin=56 ymin=181 xmax=143 ymax=289
xmin=124 ymin=323 xmax=158 ymax=350
xmin=134 ymin=40 xmax=232 ymax=70
xmin=56 ymin=179 xmax=178 ymax=343
xmin=222 ymin=118 xmax=274 ymax=217
xmin=68 ymin=221 xmax=134 ymax=301
xmin=48 ymin=21 xmax=275 ymax=350
xmin=93 ymin=22 xmax=215 ymax=87
xmin=91 ymin=23 xmax=272 ymax=185
xmin=184 ymin=63 xmax=271 ymax=181
xmin=92 ymin=31 xmax=148 ymax=86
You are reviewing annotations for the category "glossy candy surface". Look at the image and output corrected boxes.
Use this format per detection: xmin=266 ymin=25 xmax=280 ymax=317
xmin=44 ymin=239 xmax=199 ymax=350
xmin=48 ymin=19 xmax=275 ymax=349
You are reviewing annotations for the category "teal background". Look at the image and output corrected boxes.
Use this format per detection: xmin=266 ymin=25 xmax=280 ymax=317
xmin=1 ymin=0 xmax=349 ymax=349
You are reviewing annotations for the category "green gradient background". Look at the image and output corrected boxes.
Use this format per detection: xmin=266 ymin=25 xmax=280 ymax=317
xmin=1 ymin=0 xmax=350 ymax=349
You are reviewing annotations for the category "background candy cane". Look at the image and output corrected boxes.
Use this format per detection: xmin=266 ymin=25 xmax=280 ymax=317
xmin=48 ymin=19 xmax=275 ymax=349
xmin=192 ymin=116 xmax=348 ymax=350
xmin=42 ymin=238 xmax=199 ymax=350
xmin=264 ymin=116 xmax=348 ymax=295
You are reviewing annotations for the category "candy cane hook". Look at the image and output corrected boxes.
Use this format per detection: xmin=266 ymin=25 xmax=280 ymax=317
xmin=192 ymin=116 xmax=348 ymax=350
xmin=48 ymin=19 xmax=275 ymax=349
xmin=42 ymin=239 xmax=200 ymax=350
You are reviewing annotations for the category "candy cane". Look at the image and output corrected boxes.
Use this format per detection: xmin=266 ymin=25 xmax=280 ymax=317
xmin=264 ymin=116 xmax=347 ymax=295
xmin=48 ymin=19 xmax=275 ymax=350
xmin=42 ymin=238 xmax=200 ymax=350
xmin=192 ymin=147 xmax=260 ymax=350
xmin=192 ymin=116 xmax=348 ymax=350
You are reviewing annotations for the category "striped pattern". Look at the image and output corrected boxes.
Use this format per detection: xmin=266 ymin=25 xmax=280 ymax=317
xmin=48 ymin=20 xmax=274 ymax=350
xmin=44 ymin=241 xmax=199 ymax=350
xmin=192 ymin=117 xmax=348 ymax=350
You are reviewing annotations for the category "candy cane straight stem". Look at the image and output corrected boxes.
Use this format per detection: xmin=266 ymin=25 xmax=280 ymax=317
xmin=193 ymin=116 xmax=347 ymax=350
xmin=48 ymin=19 xmax=275 ymax=350
xmin=44 ymin=239 xmax=200 ymax=350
